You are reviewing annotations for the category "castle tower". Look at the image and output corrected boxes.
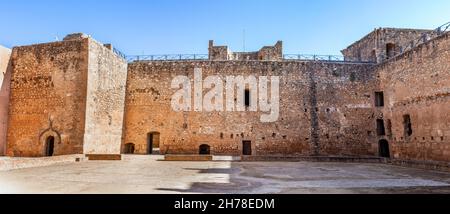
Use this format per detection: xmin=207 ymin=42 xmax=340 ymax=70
xmin=6 ymin=33 xmax=128 ymax=157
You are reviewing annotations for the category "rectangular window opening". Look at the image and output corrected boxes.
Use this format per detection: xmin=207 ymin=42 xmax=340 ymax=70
xmin=244 ymin=89 xmax=250 ymax=107
xmin=375 ymin=91 xmax=384 ymax=107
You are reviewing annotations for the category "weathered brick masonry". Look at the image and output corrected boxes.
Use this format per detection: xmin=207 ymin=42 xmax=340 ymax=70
xmin=124 ymin=61 xmax=376 ymax=156
xmin=377 ymin=32 xmax=450 ymax=164
xmin=1 ymin=26 xmax=449 ymax=170
xmin=5 ymin=34 xmax=127 ymax=157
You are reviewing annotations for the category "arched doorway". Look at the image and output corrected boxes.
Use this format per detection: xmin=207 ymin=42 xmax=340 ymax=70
xmin=147 ymin=132 xmax=160 ymax=154
xmin=199 ymin=144 xmax=211 ymax=155
xmin=379 ymin=139 xmax=390 ymax=158
xmin=124 ymin=143 xmax=135 ymax=154
xmin=45 ymin=136 xmax=55 ymax=157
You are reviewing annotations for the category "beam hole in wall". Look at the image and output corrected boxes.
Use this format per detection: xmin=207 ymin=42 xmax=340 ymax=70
xmin=349 ymin=72 xmax=356 ymax=82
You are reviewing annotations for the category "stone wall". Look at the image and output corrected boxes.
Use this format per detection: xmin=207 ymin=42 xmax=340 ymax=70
xmin=124 ymin=60 xmax=376 ymax=156
xmin=258 ymin=41 xmax=283 ymax=61
xmin=342 ymin=28 xmax=431 ymax=63
xmin=6 ymin=39 xmax=89 ymax=157
xmin=208 ymin=40 xmax=231 ymax=61
xmin=0 ymin=45 xmax=11 ymax=155
xmin=209 ymin=40 xmax=283 ymax=61
xmin=82 ymin=39 xmax=128 ymax=155
xmin=376 ymin=32 xmax=450 ymax=163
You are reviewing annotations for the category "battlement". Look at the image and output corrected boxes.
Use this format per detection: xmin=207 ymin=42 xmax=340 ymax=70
xmin=208 ymin=40 xmax=283 ymax=61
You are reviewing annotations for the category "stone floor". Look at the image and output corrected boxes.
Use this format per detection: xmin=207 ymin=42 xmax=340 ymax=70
xmin=1 ymin=155 xmax=450 ymax=194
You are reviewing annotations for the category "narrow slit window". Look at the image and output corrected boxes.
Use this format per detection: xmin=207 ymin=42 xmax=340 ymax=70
xmin=403 ymin=114 xmax=413 ymax=137
xmin=244 ymin=89 xmax=250 ymax=107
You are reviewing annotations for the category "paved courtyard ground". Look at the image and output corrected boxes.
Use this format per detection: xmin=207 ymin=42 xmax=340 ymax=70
xmin=1 ymin=155 xmax=450 ymax=194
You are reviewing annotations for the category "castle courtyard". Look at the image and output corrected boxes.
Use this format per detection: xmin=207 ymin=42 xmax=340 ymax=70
xmin=1 ymin=156 xmax=449 ymax=194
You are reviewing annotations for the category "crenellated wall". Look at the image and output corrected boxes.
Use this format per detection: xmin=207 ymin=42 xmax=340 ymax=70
xmin=209 ymin=40 xmax=283 ymax=61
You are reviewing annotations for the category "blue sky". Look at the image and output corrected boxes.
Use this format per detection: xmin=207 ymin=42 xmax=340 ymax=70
xmin=0 ymin=0 xmax=449 ymax=55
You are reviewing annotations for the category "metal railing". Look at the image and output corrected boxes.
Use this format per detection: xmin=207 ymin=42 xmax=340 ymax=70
xmin=115 ymin=21 xmax=450 ymax=64
xmin=126 ymin=54 xmax=373 ymax=63
xmin=436 ymin=21 xmax=450 ymax=34
xmin=398 ymin=21 xmax=450 ymax=55
xmin=127 ymin=54 xmax=209 ymax=62
xmin=113 ymin=48 xmax=127 ymax=60
xmin=283 ymin=54 xmax=345 ymax=61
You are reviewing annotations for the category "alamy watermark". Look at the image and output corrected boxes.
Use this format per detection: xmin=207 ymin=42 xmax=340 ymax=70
xmin=171 ymin=68 xmax=280 ymax=122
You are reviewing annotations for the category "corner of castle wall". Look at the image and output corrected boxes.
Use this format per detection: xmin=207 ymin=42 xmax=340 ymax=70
xmin=82 ymin=38 xmax=128 ymax=155
xmin=0 ymin=46 xmax=12 ymax=156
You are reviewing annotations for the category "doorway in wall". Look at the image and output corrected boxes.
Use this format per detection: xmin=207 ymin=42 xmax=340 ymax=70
xmin=199 ymin=144 xmax=211 ymax=155
xmin=124 ymin=143 xmax=135 ymax=154
xmin=147 ymin=132 xmax=160 ymax=154
xmin=45 ymin=136 xmax=55 ymax=157
xmin=243 ymin=141 xmax=252 ymax=155
xmin=379 ymin=139 xmax=390 ymax=158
